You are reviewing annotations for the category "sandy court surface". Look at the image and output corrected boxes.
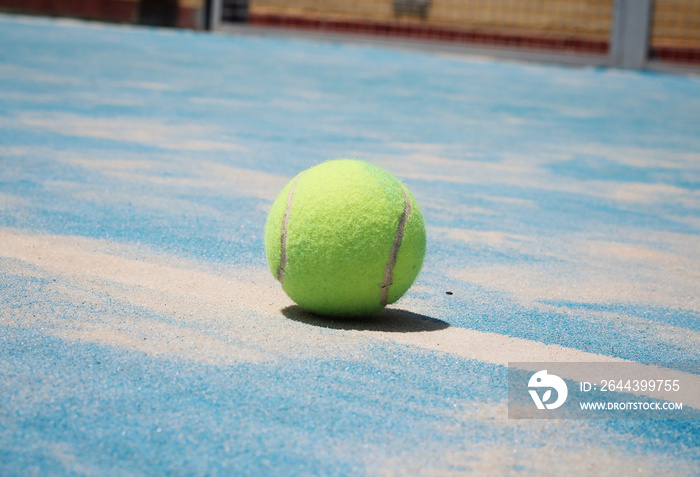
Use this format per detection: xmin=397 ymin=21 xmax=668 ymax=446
xmin=0 ymin=14 xmax=699 ymax=475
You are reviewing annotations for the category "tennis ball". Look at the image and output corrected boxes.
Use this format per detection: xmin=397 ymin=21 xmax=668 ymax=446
xmin=265 ymin=159 xmax=426 ymax=317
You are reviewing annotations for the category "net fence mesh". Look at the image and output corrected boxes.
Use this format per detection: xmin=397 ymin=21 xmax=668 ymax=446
xmin=243 ymin=0 xmax=700 ymax=61
xmin=651 ymin=0 xmax=700 ymax=61
xmin=250 ymin=0 xmax=611 ymax=38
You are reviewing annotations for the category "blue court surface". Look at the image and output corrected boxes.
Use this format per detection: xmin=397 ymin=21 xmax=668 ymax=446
xmin=1 ymin=14 xmax=699 ymax=475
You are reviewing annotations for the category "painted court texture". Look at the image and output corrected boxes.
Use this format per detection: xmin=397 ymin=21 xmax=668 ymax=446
xmin=1 ymin=14 xmax=699 ymax=475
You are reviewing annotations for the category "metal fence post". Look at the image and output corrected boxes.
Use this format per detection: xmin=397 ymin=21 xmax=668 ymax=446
xmin=208 ymin=0 xmax=223 ymax=31
xmin=610 ymin=0 xmax=654 ymax=68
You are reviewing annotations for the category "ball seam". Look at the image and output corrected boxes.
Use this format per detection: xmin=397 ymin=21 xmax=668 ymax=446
xmin=380 ymin=187 xmax=412 ymax=306
xmin=277 ymin=175 xmax=302 ymax=284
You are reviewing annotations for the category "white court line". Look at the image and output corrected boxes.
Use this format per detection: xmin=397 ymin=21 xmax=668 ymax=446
xmin=1 ymin=228 xmax=697 ymax=409
xmin=372 ymin=329 xmax=698 ymax=408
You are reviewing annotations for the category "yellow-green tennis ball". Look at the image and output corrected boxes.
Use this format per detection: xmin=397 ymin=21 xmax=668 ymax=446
xmin=265 ymin=159 xmax=426 ymax=317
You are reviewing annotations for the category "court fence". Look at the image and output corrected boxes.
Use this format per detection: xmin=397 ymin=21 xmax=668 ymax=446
xmin=214 ymin=0 xmax=700 ymax=68
xmin=1 ymin=0 xmax=698 ymax=68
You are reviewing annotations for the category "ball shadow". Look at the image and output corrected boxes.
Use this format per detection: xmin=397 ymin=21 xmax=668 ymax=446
xmin=281 ymin=305 xmax=450 ymax=333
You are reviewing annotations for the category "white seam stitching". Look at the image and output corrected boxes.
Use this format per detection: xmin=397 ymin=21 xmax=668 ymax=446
xmin=381 ymin=187 xmax=412 ymax=306
xmin=277 ymin=176 xmax=301 ymax=283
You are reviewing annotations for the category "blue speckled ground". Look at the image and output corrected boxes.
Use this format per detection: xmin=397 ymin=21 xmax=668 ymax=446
xmin=0 ymin=14 xmax=699 ymax=475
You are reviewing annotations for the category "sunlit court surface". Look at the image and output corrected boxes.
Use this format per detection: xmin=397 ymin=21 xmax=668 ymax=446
xmin=1 ymin=10 xmax=699 ymax=476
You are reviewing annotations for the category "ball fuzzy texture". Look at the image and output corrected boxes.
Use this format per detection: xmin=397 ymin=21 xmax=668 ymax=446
xmin=265 ymin=159 xmax=426 ymax=317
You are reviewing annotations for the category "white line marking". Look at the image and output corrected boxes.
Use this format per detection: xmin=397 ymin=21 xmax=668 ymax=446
xmin=1 ymin=229 xmax=697 ymax=408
